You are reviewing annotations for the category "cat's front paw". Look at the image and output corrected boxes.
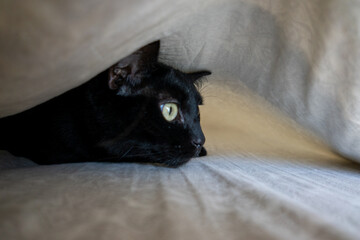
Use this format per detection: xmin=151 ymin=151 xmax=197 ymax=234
xmin=199 ymin=147 xmax=207 ymax=157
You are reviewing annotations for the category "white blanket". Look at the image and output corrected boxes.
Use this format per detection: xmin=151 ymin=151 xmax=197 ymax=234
xmin=1 ymin=0 xmax=360 ymax=239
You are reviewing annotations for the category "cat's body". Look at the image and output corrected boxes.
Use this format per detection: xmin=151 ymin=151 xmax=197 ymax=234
xmin=0 ymin=41 xmax=210 ymax=167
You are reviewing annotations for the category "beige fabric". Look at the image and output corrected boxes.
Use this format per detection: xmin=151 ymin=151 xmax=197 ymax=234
xmin=0 ymin=0 xmax=208 ymax=117
xmin=1 ymin=0 xmax=360 ymax=239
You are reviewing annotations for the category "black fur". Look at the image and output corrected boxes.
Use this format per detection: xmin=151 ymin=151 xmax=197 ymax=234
xmin=0 ymin=41 xmax=210 ymax=167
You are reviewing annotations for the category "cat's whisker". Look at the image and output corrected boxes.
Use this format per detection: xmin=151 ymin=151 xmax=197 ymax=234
xmin=199 ymin=83 xmax=211 ymax=92
xmin=119 ymin=146 xmax=134 ymax=159
xmin=96 ymin=156 xmax=131 ymax=162
xmin=203 ymin=95 xmax=220 ymax=99
xmin=97 ymin=151 xmax=165 ymax=162
xmin=125 ymin=152 xmax=164 ymax=158
xmin=96 ymin=156 xmax=123 ymax=162
xmin=199 ymin=87 xmax=222 ymax=101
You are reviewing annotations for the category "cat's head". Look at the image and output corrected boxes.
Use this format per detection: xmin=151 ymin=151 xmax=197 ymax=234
xmin=99 ymin=41 xmax=210 ymax=167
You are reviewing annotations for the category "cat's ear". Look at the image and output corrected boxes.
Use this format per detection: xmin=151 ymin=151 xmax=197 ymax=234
xmin=108 ymin=41 xmax=160 ymax=94
xmin=187 ymin=71 xmax=211 ymax=83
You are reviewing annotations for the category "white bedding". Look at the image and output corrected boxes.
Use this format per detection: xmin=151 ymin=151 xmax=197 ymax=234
xmin=1 ymin=0 xmax=360 ymax=239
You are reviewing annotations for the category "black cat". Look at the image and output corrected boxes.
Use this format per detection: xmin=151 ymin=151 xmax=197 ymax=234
xmin=0 ymin=41 xmax=210 ymax=167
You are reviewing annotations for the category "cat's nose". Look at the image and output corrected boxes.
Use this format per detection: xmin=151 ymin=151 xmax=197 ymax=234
xmin=191 ymin=137 xmax=205 ymax=148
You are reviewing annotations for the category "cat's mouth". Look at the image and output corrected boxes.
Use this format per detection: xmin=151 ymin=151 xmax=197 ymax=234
xmin=193 ymin=146 xmax=202 ymax=157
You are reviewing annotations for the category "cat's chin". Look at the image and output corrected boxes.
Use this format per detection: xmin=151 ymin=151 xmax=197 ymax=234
xmin=192 ymin=146 xmax=207 ymax=158
xmin=198 ymin=147 xmax=207 ymax=157
xmin=98 ymin=141 xmax=206 ymax=167
xmin=157 ymin=157 xmax=192 ymax=168
xmin=138 ymin=153 xmax=196 ymax=168
xmin=145 ymin=151 xmax=194 ymax=168
xmin=157 ymin=147 xmax=207 ymax=167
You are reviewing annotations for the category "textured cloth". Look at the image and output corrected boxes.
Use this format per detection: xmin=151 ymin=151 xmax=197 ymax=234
xmin=1 ymin=0 xmax=360 ymax=162
xmin=1 ymin=0 xmax=360 ymax=239
xmin=1 ymin=85 xmax=360 ymax=240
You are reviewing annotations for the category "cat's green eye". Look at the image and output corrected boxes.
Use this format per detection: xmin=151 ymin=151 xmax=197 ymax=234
xmin=161 ymin=103 xmax=178 ymax=122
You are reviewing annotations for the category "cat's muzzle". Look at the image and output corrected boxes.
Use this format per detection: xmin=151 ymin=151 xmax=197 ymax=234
xmin=193 ymin=145 xmax=203 ymax=157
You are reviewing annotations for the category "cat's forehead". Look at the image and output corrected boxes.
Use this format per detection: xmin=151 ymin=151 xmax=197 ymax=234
xmin=157 ymin=90 xmax=202 ymax=104
xmin=154 ymin=69 xmax=203 ymax=104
